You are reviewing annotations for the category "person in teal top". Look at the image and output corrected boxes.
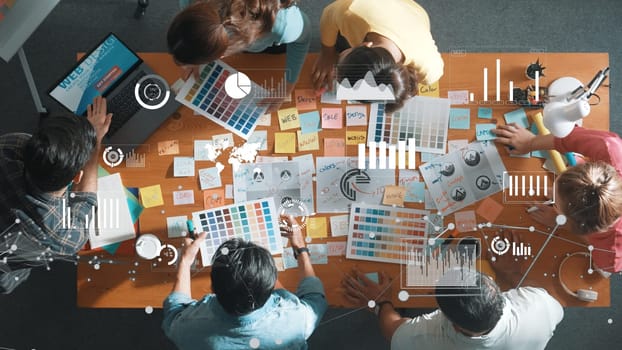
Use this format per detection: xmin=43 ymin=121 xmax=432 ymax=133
xmin=170 ymin=0 xmax=311 ymax=111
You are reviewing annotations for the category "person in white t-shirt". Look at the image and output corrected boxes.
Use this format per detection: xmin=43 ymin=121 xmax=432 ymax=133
xmin=342 ymin=232 xmax=564 ymax=350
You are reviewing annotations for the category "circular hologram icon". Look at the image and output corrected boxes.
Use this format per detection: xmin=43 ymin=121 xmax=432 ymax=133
xmin=556 ymin=214 xmax=567 ymax=226
xmin=398 ymin=290 xmax=409 ymax=302
xmin=102 ymin=146 xmax=124 ymax=167
xmin=367 ymin=300 xmax=376 ymax=309
xmin=225 ymin=72 xmax=252 ymax=99
xmin=134 ymin=74 xmax=171 ymax=110
xmin=490 ymin=236 xmax=510 ymax=255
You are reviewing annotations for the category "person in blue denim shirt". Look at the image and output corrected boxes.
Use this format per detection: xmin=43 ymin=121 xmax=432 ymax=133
xmin=162 ymin=216 xmax=327 ymax=349
xmin=169 ymin=0 xmax=311 ymax=112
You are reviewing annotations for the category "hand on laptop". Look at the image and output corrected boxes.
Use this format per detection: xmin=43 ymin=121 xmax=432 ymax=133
xmin=87 ymin=96 xmax=113 ymax=143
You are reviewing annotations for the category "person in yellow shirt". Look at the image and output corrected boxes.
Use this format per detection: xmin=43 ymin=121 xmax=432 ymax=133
xmin=312 ymin=0 xmax=444 ymax=114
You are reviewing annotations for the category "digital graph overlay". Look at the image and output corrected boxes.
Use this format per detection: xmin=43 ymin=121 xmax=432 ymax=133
xmin=192 ymin=198 xmax=282 ymax=267
xmin=357 ymin=140 xmax=416 ymax=170
xmin=503 ymin=171 xmax=555 ymax=204
xmin=367 ymin=97 xmax=451 ymax=154
xmin=335 ymin=70 xmax=396 ymax=101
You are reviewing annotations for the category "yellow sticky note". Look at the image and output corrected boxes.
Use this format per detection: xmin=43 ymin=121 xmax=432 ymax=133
xmin=382 ymin=186 xmax=406 ymax=207
xmin=140 ymin=184 xmax=164 ymax=208
xmin=274 ymin=132 xmax=296 ymax=153
xmin=277 ymin=107 xmax=300 ymax=130
xmin=418 ymin=81 xmax=440 ymax=97
xmin=297 ymin=131 xmax=320 ymax=151
xmin=307 ymin=217 xmax=328 ymax=238
xmin=346 ymin=131 xmax=367 ymax=145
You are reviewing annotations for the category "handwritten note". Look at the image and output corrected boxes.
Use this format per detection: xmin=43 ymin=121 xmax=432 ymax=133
xmin=327 ymin=241 xmax=347 ymax=256
xmin=140 ymin=184 xmax=164 ymax=208
xmin=321 ymin=89 xmax=340 ymax=104
xmin=292 ymin=154 xmax=316 ymax=175
xmin=324 ymin=138 xmax=346 ymax=156
xmin=198 ymin=167 xmax=222 ymax=190
xmin=449 ymin=108 xmax=471 ymax=129
xmin=157 ymin=140 xmax=179 ymax=156
xmin=476 ymin=197 xmax=504 ymax=223
xmin=421 ymin=152 xmax=442 ymax=163
xmin=478 ymin=107 xmax=493 ymax=119
xmin=308 ymin=244 xmax=328 ymax=264
xmin=213 ymin=133 xmax=234 ymax=149
xmin=300 ymin=111 xmax=321 ymax=134
xmin=448 ymin=139 xmax=468 ymax=153
xmin=296 ymin=131 xmax=320 ymax=151
xmin=203 ymin=189 xmax=225 ymax=209
xmin=504 ymin=108 xmax=529 ymax=128
xmin=166 ymin=215 xmax=188 ymax=238
xmin=447 ymin=90 xmax=469 ymax=104
xmin=307 ymin=217 xmax=328 ymax=238
xmin=173 ymin=157 xmax=195 ymax=177
xmin=346 ymin=131 xmax=366 ymax=145
xmin=173 ymin=189 xmax=195 ymax=205
xmin=274 ymin=132 xmax=296 ymax=153
xmin=418 ymin=81 xmax=440 ymax=97
xmin=295 ymin=89 xmax=318 ymax=111
xmin=194 ymin=140 xmax=214 ymax=161
xmin=256 ymin=113 xmax=272 ymax=126
xmin=454 ymin=210 xmax=477 ymax=232
xmin=382 ymin=185 xmax=406 ymax=206
xmin=330 ymin=214 xmax=349 ymax=237
xmin=321 ymin=108 xmax=343 ymax=129
xmin=345 ymin=105 xmax=367 ymax=126
xmin=277 ymin=107 xmax=300 ymax=130
xmin=475 ymin=124 xmax=497 ymax=141
xmin=404 ymin=182 xmax=425 ymax=203
xmin=247 ymin=130 xmax=268 ymax=151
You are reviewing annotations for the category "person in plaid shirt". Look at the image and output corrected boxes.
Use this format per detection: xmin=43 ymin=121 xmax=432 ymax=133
xmin=0 ymin=97 xmax=111 ymax=293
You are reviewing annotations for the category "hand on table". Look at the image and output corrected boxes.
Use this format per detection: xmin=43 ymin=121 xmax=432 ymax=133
xmin=528 ymin=203 xmax=559 ymax=228
xmin=487 ymin=230 xmax=525 ymax=288
xmin=342 ymin=268 xmax=393 ymax=307
xmin=86 ymin=96 xmax=112 ymax=143
xmin=492 ymin=123 xmax=536 ymax=155
xmin=180 ymin=232 xmax=207 ymax=268
xmin=312 ymin=46 xmax=338 ymax=91
xmin=280 ymin=215 xmax=306 ymax=249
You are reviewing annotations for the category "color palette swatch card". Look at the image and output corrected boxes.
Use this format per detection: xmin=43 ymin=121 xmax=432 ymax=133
xmin=367 ymin=97 xmax=450 ymax=154
xmin=192 ymin=198 xmax=282 ymax=266
xmin=346 ymin=204 xmax=430 ymax=264
xmin=175 ymin=60 xmax=269 ymax=139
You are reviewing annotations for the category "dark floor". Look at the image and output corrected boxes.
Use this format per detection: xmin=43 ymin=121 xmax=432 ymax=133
xmin=1 ymin=0 xmax=621 ymax=349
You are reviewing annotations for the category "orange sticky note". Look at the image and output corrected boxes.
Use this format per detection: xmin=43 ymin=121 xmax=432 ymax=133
xmin=140 ymin=184 xmax=164 ymax=208
xmin=345 ymin=131 xmax=366 ymax=145
xmin=307 ymin=217 xmax=328 ymax=238
xmin=274 ymin=132 xmax=296 ymax=153
xmin=454 ymin=210 xmax=477 ymax=232
xmin=297 ymin=131 xmax=320 ymax=151
xmin=382 ymin=186 xmax=406 ymax=207
xmin=476 ymin=198 xmax=504 ymax=223
xmin=203 ymin=189 xmax=225 ymax=209
xmin=324 ymin=138 xmax=346 ymax=156
xmin=295 ymin=89 xmax=318 ymax=111
xmin=321 ymin=108 xmax=343 ymax=129
xmin=277 ymin=107 xmax=300 ymax=130
xmin=157 ymin=140 xmax=179 ymax=156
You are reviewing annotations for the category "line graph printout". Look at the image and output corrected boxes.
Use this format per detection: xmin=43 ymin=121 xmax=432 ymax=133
xmin=367 ymin=97 xmax=451 ymax=154
xmin=175 ymin=60 xmax=269 ymax=139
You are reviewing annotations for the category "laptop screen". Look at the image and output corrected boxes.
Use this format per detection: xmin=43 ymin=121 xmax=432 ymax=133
xmin=49 ymin=33 xmax=141 ymax=115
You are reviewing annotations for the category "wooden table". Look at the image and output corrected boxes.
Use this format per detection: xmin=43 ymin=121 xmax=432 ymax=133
xmin=77 ymin=52 xmax=611 ymax=308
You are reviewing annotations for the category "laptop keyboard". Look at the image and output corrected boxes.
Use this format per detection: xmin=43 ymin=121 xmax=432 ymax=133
xmin=106 ymin=70 xmax=147 ymax=137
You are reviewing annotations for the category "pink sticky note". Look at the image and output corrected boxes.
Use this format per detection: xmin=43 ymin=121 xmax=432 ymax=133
xmin=448 ymin=90 xmax=469 ymax=104
xmin=321 ymin=108 xmax=343 ymax=129
xmin=454 ymin=210 xmax=477 ymax=232
xmin=476 ymin=198 xmax=504 ymax=223
xmin=295 ymin=89 xmax=318 ymax=111
xmin=327 ymin=241 xmax=347 ymax=256
xmin=324 ymin=138 xmax=346 ymax=156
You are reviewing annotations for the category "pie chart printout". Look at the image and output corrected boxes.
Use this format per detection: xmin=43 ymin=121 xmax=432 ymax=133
xmin=225 ymin=72 xmax=252 ymax=99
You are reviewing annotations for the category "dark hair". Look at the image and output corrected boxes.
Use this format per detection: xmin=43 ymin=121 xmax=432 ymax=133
xmin=337 ymin=46 xmax=418 ymax=114
xmin=167 ymin=0 xmax=294 ymax=65
xmin=557 ymin=161 xmax=622 ymax=234
xmin=23 ymin=114 xmax=96 ymax=192
xmin=435 ymin=272 xmax=505 ymax=334
xmin=211 ymin=238 xmax=277 ymax=315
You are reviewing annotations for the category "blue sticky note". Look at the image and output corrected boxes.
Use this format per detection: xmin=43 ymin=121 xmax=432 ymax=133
xmin=299 ymin=111 xmax=321 ymax=135
xmin=405 ymin=182 xmax=426 ymax=203
xmin=504 ymin=108 xmax=529 ymax=128
xmin=309 ymin=244 xmax=328 ymax=264
xmin=478 ymin=107 xmax=493 ymax=119
xmin=475 ymin=124 xmax=497 ymax=141
xmin=420 ymin=152 xmax=442 ymax=163
xmin=449 ymin=108 xmax=470 ymax=129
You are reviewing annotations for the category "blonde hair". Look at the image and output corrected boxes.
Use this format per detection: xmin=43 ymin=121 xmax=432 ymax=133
xmin=557 ymin=161 xmax=622 ymax=234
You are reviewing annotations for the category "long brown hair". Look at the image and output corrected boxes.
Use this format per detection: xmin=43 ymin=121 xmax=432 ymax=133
xmin=167 ymin=0 xmax=294 ymax=65
xmin=557 ymin=161 xmax=622 ymax=234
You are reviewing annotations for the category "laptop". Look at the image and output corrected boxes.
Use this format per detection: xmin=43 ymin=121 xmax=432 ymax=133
xmin=48 ymin=33 xmax=180 ymax=147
